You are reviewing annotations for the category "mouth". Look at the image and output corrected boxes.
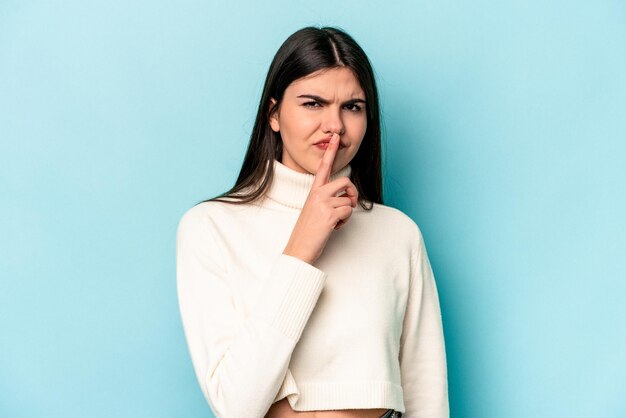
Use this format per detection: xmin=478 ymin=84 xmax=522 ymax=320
xmin=314 ymin=137 xmax=347 ymax=149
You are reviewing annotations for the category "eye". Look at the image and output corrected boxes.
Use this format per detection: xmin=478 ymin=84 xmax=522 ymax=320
xmin=303 ymin=101 xmax=321 ymax=108
xmin=344 ymin=103 xmax=363 ymax=112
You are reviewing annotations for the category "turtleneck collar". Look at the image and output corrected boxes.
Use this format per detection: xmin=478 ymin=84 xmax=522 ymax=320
xmin=264 ymin=159 xmax=352 ymax=210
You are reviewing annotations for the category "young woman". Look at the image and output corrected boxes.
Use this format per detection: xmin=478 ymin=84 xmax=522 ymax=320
xmin=176 ymin=26 xmax=449 ymax=418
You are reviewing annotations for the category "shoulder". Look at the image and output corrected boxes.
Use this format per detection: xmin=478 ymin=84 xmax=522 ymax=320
xmin=178 ymin=200 xmax=216 ymax=226
xmin=368 ymin=202 xmax=424 ymax=237
xmin=177 ymin=198 xmax=257 ymax=241
xmin=363 ymin=202 xmax=426 ymax=253
xmin=177 ymin=200 xmax=230 ymax=238
xmin=179 ymin=197 xmax=249 ymax=222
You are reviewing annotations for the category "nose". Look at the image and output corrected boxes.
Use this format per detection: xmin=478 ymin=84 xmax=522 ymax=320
xmin=322 ymin=107 xmax=345 ymax=136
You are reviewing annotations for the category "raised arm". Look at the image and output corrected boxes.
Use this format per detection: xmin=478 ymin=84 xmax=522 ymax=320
xmin=399 ymin=230 xmax=450 ymax=417
xmin=176 ymin=206 xmax=327 ymax=418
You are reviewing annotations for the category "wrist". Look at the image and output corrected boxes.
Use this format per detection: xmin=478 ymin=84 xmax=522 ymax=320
xmin=282 ymin=246 xmax=314 ymax=265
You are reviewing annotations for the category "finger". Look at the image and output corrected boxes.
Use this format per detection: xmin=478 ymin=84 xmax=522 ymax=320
xmin=328 ymin=179 xmax=359 ymax=208
xmin=312 ymin=133 xmax=340 ymax=188
xmin=343 ymin=183 xmax=358 ymax=208
xmin=330 ymin=196 xmax=354 ymax=208
xmin=334 ymin=206 xmax=352 ymax=226
xmin=333 ymin=206 xmax=353 ymax=230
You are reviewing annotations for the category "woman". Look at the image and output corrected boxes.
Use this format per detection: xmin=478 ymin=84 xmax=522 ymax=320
xmin=176 ymin=26 xmax=449 ymax=418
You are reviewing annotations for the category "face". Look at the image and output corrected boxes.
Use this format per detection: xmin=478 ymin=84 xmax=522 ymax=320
xmin=269 ymin=67 xmax=367 ymax=175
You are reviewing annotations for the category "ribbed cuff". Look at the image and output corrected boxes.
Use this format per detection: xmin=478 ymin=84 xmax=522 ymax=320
xmin=253 ymin=253 xmax=327 ymax=341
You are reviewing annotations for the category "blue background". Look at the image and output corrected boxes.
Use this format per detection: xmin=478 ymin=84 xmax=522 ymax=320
xmin=1 ymin=1 xmax=625 ymax=417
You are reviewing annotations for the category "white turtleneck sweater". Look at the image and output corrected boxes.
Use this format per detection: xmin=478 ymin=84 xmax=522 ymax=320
xmin=176 ymin=159 xmax=449 ymax=418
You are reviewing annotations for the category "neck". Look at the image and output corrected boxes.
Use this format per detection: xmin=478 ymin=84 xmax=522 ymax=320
xmin=264 ymin=159 xmax=352 ymax=209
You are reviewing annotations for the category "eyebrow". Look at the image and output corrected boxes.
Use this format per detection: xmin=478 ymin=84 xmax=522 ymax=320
xmin=296 ymin=94 xmax=366 ymax=105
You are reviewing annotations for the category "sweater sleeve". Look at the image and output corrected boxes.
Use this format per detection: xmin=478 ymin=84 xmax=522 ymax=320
xmin=175 ymin=205 xmax=327 ymax=418
xmin=399 ymin=230 xmax=450 ymax=418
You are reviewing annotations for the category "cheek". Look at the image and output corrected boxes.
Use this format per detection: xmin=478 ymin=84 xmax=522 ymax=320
xmin=360 ymin=119 xmax=368 ymax=137
xmin=349 ymin=116 xmax=367 ymax=140
xmin=281 ymin=108 xmax=317 ymax=140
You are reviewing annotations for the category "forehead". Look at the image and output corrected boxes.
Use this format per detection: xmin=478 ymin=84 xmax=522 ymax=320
xmin=286 ymin=67 xmax=365 ymax=98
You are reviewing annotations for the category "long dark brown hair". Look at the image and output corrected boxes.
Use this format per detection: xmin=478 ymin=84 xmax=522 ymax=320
xmin=198 ymin=26 xmax=383 ymax=210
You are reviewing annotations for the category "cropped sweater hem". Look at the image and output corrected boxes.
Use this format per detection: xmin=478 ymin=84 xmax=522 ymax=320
xmin=276 ymin=380 xmax=405 ymax=412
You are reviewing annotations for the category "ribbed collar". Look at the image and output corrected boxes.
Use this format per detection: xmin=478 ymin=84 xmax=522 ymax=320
xmin=264 ymin=159 xmax=352 ymax=210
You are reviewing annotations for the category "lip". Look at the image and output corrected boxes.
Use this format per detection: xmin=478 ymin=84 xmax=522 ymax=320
xmin=314 ymin=137 xmax=346 ymax=149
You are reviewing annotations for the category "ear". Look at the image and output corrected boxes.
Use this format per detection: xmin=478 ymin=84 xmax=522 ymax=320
xmin=268 ymin=98 xmax=280 ymax=132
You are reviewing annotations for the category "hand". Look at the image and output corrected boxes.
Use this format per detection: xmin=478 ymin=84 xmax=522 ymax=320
xmin=282 ymin=133 xmax=358 ymax=264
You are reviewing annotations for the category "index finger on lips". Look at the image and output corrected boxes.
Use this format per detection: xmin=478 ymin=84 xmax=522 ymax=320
xmin=312 ymin=133 xmax=340 ymax=188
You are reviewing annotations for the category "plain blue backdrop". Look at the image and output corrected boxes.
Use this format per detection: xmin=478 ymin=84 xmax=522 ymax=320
xmin=1 ymin=1 xmax=625 ymax=417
